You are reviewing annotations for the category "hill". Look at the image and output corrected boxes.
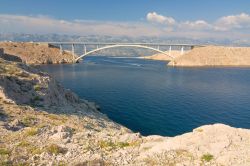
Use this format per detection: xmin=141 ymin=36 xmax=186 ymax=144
xmin=0 ymin=42 xmax=76 ymax=64
xmin=168 ymin=46 xmax=250 ymax=67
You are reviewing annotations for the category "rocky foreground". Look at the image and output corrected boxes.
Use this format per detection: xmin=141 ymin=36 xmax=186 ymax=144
xmin=0 ymin=42 xmax=76 ymax=64
xmin=0 ymin=57 xmax=250 ymax=165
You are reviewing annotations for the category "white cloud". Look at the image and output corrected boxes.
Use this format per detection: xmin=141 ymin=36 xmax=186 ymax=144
xmin=214 ymin=13 xmax=250 ymax=31
xmin=0 ymin=14 xmax=165 ymax=36
xmin=180 ymin=20 xmax=212 ymax=30
xmin=0 ymin=13 xmax=250 ymax=40
xmin=146 ymin=12 xmax=175 ymax=25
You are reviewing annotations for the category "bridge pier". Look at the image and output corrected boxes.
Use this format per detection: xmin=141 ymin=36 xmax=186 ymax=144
xmin=84 ymin=45 xmax=87 ymax=54
xmin=181 ymin=46 xmax=184 ymax=55
xmin=59 ymin=44 xmax=63 ymax=55
xmin=72 ymin=44 xmax=75 ymax=63
xmin=169 ymin=46 xmax=172 ymax=56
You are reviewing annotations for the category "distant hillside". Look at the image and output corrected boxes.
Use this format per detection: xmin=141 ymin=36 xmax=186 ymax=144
xmin=0 ymin=42 xmax=76 ymax=64
xmin=1 ymin=33 xmax=250 ymax=57
xmin=168 ymin=46 xmax=250 ymax=67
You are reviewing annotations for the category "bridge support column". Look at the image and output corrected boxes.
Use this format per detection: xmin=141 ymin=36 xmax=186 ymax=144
xmin=72 ymin=44 xmax=75 ymax=63
xmin=59 ymin=44 xmax=63 ymax=55
xmin=157 ymin=45 xmax=160 ymax=50
xmin=169 ymin=46 xmax=172 ymax=56
xmin=84 ymin=45 xmax=87 ymax=54
xmin=181 ymin=46 xmax=184 ymax=55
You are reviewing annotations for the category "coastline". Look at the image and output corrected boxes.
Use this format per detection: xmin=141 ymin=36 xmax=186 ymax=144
xmin=146 ymin=46 xmax=250 ymax=67
xmin=0 ymin=42 xmax=77 ymax=64
xmin=0 ymin=46 xmax=250 ymax=165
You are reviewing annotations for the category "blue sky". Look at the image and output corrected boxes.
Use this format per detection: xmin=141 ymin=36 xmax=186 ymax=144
xmin=1 ymin=0 xmax=250 ymax=21
xmin=0 ymin=0 xmax=250 ymax=39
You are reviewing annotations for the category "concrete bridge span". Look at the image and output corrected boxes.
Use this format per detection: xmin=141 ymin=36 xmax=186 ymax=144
xmin=37 ymin=42 xmax=204 ymax=63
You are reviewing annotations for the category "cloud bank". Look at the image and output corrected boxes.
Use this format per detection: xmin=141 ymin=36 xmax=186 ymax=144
xmin=0 ymin=12 xmax=250 ymax=39
xmin=146 ymin=12 xmax=250 ymax=32
xmin=146 ymin=12 xmax=175 ymax=25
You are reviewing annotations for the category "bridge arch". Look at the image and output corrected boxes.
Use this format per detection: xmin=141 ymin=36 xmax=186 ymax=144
xmin=75 ymin=44 xmax=173 ymax=62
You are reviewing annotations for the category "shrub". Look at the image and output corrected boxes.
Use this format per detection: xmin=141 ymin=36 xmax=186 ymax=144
xmin=99 ymin=141 xmax=116 ymax=149
xmin=0 ymin=148 xmax=10 ymax=156
xmin=46 ymin=144 xmax=67 ymax=155
xmin=21 ymin=116 xmax=37 ymax=127
xmin=17 ymin=141 xmax=30 ymax=147
xmin=117 ymin=142 xmax=130 ymax=148
xmin=34 ymin=84 xmax=41 ymax=91
xmin=201 ymin=153 xmax=214 ymax=162
xmin=99 ymin=141 xmax=130 ymax=149
xmin=24 ymin=128 xmax=38 ymax=137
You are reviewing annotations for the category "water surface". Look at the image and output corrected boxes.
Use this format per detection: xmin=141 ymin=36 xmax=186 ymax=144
xmin=40 ymin=56 xmax=250 ymax=136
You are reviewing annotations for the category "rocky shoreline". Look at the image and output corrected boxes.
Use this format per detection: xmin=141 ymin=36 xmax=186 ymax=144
xmin=168 ymin=46 xmax=250 ymax=67
xmin=0 ymin=48 xmax=250 ymax=165
xmin=146 ymin=46 xmax=250 ymax=67
xmin=0 ymin=42 xmax=76 ymax=64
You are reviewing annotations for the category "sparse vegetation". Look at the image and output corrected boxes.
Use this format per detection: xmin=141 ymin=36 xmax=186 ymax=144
xmin=33 ymin=96 xmax=43 ymax=101
xmin=45 ymin=144 xmax=67 ymax=155
xmin=27 ymin=146 xmax=43 ymax=155
xmin=24 ymin=128 xmax=38 ymax=137
xmin=117 ymin=142 xmax=130 ymax=148
xmin=34 ymin=84 xmax=41 ymax=91
xmin=0 ymin=148 xmax=11 ymax=156
xmin=99 ymin=140 xmax=130 ymax=150
xmin=21 ymin=116 xmax=37 ymax=127
xmin=99 ymin=140 xmax=116 ymax=149
xmin=17 ymin=141 xmax=31 ymax=147
xmin=201 ymin=153 xmax=214 ymax=162
xmin=196 ymin=128 xmax=203 ymax=132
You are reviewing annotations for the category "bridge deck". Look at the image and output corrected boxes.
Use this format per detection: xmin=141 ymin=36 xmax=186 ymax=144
xmin=36 ymin=42 xmax=205 ymax=47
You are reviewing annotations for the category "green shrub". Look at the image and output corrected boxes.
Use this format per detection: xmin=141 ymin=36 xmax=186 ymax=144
xmin=99 ymin=141 xmax=116 ymax=149
xmin=34 ymin=84 xmax=41 ymax=91
xmin=21 ymin=116 xmax=37 ymax=127
xmin=117 ymin=142 xmax=130 ymax=148
xmin=201 ymin=153 xmax=213 ymax=162
xmin=99 ymin=141 xmax=130 ymax=149
xmin=0 ymin=148 xmax=10 ymax=156
xmin=46 ymin=144 xmax=67 ymax=155
xmin=17 ymin=141 xmax=30 ymax=147
xmin=24 ymin=128 xmax=38 ymax=137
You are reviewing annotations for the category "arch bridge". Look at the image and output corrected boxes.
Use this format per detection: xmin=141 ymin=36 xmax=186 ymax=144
xmin=40 ymin=42 xmax=204 ymax=63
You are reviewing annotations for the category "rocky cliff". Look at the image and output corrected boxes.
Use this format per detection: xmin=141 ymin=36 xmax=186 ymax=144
xmin=168 ymin=46 xmax=250 ymax=67
xmin=0 ymin=42 xmax=76 ymax=64
xmin=0 ymin=58 xmax=250 ymax=165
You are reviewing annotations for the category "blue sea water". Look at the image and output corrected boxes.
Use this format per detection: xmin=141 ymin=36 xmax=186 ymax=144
xmin=40 ymin=56 xmax=250 ymax=136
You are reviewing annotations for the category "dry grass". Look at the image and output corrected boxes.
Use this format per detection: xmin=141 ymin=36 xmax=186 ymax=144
xmin=24 ymin=128 xmax=38 ymax=137
xmin=45 ymin=144 xmax=67 ymax=155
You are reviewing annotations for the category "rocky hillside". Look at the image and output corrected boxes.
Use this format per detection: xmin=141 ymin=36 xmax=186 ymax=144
xmin=0 ymin=58 xmax=250 ymax=165
xmin=168 ymin=46 xmax=250 ymax=67
xmin=0 ymin=42 xmax=76 ymax=64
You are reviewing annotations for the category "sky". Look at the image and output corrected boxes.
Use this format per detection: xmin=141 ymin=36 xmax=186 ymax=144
xmin=0 ymin=0 xmax=250 ymax=39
